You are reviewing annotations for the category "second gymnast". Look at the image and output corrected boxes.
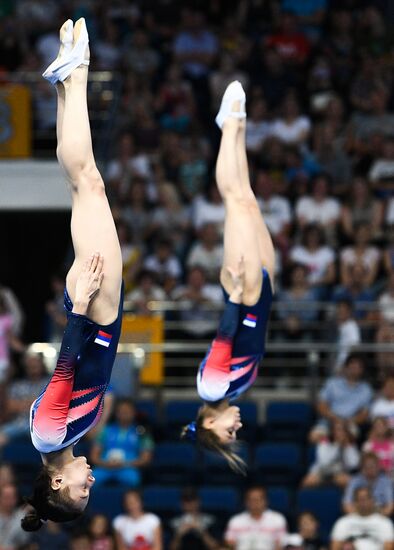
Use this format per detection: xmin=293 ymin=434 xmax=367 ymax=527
xmin=22 ymin=19 xmax=123 ymax=529
xmin=182 ymin=81 xmax=275 ymax=471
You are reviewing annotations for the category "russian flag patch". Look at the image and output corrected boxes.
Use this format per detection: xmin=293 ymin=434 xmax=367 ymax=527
xmin=94 ymin=330 xmax=112 ymax=347
xmin=243 ymin=313 xmax=257 ymax=328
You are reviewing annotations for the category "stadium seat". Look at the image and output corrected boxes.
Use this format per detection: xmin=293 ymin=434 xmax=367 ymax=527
xmin=297 ymin=487 xmax=342 ymax=541
xmin=164 ymin=400 xmax=201 ymax=439
xmin=254 ymin=443 xmax=302 ymax=485
xmin=88 ymin=486 xmax=125 ymax=519
xmin=263 ymin=401 xmax=314 ymax=442
xmin=199 ymin=486 xmax=240 ymax=514
xmin=146 ymin=442 xmax=198 ymax=484
xmin=136 ymin=399 xmax=158 ymax=427
xmin=143 ymin=485 xmax=181 ymax=520
xmin=267 ymin=487 xmax=291 ymax=518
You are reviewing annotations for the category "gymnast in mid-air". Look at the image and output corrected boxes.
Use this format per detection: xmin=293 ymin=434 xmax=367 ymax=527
xmin=22 ymin=18 xmax=123 ymax=530
xmin=182 ymin=81 xmax=275 ymax=471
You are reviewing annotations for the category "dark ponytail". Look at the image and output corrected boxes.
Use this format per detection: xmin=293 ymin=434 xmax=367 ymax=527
xmin=21 ymin=466 xmax=82 ymax=531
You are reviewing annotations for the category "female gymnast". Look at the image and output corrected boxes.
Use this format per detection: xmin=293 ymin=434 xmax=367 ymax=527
xmin=22 ymin=18 xmax=123 ymax=530
xmin=182 ymin=81 xmax=275 ymax=471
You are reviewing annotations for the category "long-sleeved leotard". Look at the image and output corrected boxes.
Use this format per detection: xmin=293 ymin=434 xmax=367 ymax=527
xmin=30 ymin=285 xmax=123 ymax=454
xmin=197 ymin=268 xmax=272 ymax=402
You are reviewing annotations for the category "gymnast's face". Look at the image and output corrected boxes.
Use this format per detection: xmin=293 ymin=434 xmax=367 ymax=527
xmin=52 ymin=456 xmax=95 ymax=510
xmin=203 ymin=405 xmax=243 ymax=443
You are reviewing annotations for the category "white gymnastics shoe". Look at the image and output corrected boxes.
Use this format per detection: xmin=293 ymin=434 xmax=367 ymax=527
xmin=42 ymin=18 xmax=89 ymax=85
xmin=215 ymin=80 xmax=246 ymax=130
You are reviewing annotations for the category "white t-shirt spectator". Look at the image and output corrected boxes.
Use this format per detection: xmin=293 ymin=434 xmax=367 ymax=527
xmin=378 ymin=291 xmax=394 ymax=323
xmin=258 ymin=196 xmax=292 ymax=236
xmin=246 ymin=120 xmax=272 ymax=152
xmin=186 ymin=243 xmax=224 ymax=281
xmin=290 ymin=245 xmax=335 ymax=284
xmin=331 ymin=513 xmax=394 ymax=550
xmin=370 ymin=397 xmax=394 ymax=429
xmin=369 ymin=159 xmax=394 ymax=183
xmin=341 ymin=247 xmax=380 ymax=272
xmin=113 ymin=513 xmax=160 ymax=548
xmin=386 ymin=197 xmax=394 ymax=225
xmin=335 ymin=319 xmax=361 ymax=371
xmin=296 ymin=196 xmax=340 ymax=226
xmin=225 ymin=510 xmax=287 ymax=550
xmin=271 ymin=117 xmax=311 ymax=145
xmin=174 ymin=30 xmax=218 ymax=77
xmin=144 ymin=255 xmax=182 ymax=281
xmin=192 ymin=196 xmax=226 ymax=232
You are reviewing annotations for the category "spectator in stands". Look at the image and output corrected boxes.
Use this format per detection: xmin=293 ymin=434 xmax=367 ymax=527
xmin=126 ymin=270 xmax=166 ymax=316
xmin=29 ymin=519 xmax=70 ymax=549
xmin=245 ymin=98 xmax=272 ymax=155
xmin=69 ymin=532 xmax=91 ymax=550
xmin=331 ymin=486 xmax=394 ymax=550
xmin=172 ymin=266 xmax=222 ymax=337
xmin=369 ymin=138 xmax=394 ymax=198
xmin=383 ymin=230 xmax=394 ymax=276
xmin=271 ymin=95 xmax=311 ymax=146
xmin=370 ymin=377 xmax=394 ymax=429
xmin=276 ymin=264 xmax=319 ymax=341
xmin=113 ymin=489 xmax=162 ymax=550
xmin=375 ymin=323 xmax=394 ymax=382
xmin=124 ymin=29 xmax=160 ymax=78
xmin=0 ymin=289 xmax=24 ymax=383
xmin=118 ymin=221 xmax=143 ymax=295
xmin=224 ymin=486 xmax=287 ymax=550
xmin=333 ymin=300 xmax=361 ymax=371
xmin=209 ymin=53 xmax=249 ymax=111
xmin=144 ymin=239 xmax=182 ymax=286
xmin=88 ymin=513 xmax=117 ymax=550
xmin=0 ymin=351 xmax=49 ymax=447
xmin=313 ymin=123 xmax=351 ymax=196
xmin=302 ymin=419 xmax=359 ymax=488
xmin=340 ymin=178 xmax=383 ymax=241
xmin=333 ymin=264 xmax=375 ymax=321
xmin=343 ymin=452 xmax=394 ymax=517
xmin=265 ymin=12 xmax=311 ymax=66
xmin=45 ymin=273 xmax=67 ymax=342
xmin=169 ymin=487 xmax=219 ymax=550
xmin=186 ymin=223 xmax=223 ymax=283
xmin=340 ymin=223 xmax=381 ymax=289
xmin=295 ymin=175 xmax=341 ymax=238
xmin=362 ymin=417 xmax=394 ymax=478
xmin=290 ymin=224 xmax=336 ymax=297
xmin=0 ymin=283 xmax=24 ymax=336
xmin=147 ymin=182 xmax=191 ymax=257
xmin=155 ymin=63 xmax=196 ymax=133
xmin=310 ymin=354 xmax=373 ymax=443
xmin=296 ymin=511 xmax=324 ymax=550
xmin=90 ymin=398 xmax=154 ymax=487
xmin=192 ymin=182 xmax=226 ymax=234
xmin=94 ymin=20 xmax=122 ymax=70
xmin=178 ymin=142 xmax=209 ymax=203
xmin=378 ymin=272 xmax=394 ymax=324
xmin=0 ymin=483 xmax=30 ymax=548
xmin=122 ymin=179 xmax=152 ymax=245
xmin=0 ymin=463 xmax=15 ymax=490
xmin=282 ymin=0 xmax=327 ymax=38
xmin=254 ymin=171 xmax=292 ymax=254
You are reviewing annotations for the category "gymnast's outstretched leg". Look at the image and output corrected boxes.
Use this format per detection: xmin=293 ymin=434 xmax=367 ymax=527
xmin=56 ymin=19 xmax=122 ymax=324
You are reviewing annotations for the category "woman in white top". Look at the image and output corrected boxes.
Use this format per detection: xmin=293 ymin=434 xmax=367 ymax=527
xmin=113 ymin=490 xmax=162 ymax=550
xmin=302 ymin=419 xmax=360 ymax=488
xmin=340 ymin=222 xmax=380 ymax=287
xmin=271 ymin=95 xmax=311 ymax=146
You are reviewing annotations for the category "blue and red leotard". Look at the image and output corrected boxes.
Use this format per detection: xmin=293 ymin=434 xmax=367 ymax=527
xmin=30 ymin=286 xmax=123 ymax=454
xmin=197 ymin=268 xmax=272 ymax=402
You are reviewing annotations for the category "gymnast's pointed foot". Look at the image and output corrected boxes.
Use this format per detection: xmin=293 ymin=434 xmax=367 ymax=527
xmin=42 ymin=18 xmax=89 ymax=85
xmin=215 ymin=80 xmax=246 ymax=130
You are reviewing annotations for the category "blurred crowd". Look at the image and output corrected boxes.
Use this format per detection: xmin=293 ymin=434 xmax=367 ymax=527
xmin=1 ymin=0 xmax=394 ymax=548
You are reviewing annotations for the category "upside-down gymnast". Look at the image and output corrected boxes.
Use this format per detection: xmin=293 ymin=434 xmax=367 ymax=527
xmin=182 ymin=81 xmax=275 ymax=471
xmin=22 ymin=18 xmax=123 ymax=530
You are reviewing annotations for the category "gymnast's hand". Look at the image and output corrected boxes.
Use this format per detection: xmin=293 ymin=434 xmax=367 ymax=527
xmin=73 ymin=252 xmax=104 ymax=314
xmin=226 ymin=256 xmax=245 ymax=303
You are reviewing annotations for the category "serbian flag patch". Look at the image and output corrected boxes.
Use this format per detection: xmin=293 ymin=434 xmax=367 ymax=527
xmin=243 ymin=313 xmax=257 ymax=328
xmin=94 ymin=330 xmax=112 ymax=347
